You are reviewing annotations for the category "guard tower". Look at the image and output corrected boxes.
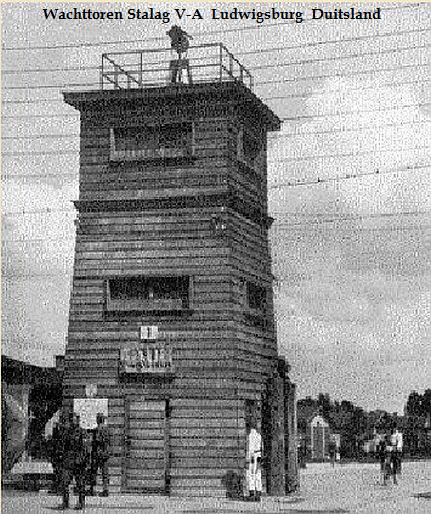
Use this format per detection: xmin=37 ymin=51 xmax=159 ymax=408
xmin=63 ymin=38 xmax=297 ymax=497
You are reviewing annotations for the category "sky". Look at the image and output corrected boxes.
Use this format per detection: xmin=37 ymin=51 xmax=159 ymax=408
xmin=2 ymin=2 xmax=430 ymax=414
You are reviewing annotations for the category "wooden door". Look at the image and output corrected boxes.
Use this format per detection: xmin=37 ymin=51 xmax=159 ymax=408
xmin=124 ymin=399 xmax=169 ymax=493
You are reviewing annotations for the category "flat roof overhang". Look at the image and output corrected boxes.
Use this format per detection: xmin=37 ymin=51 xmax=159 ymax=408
xmin=63 ymin=81 xmax=281 ymax=132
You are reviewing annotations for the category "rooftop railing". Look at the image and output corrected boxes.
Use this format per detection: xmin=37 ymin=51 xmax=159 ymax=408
xmin=100 ymin=43 xmax=253 ymax=91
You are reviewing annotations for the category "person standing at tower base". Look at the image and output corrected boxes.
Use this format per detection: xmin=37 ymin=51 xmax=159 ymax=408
xmin=245 ymin=422 xmax=263 ymax=502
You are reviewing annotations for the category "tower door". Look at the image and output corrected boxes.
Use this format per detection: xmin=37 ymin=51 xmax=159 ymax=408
xmin=124 ymin=399 xmax=169 ymax=493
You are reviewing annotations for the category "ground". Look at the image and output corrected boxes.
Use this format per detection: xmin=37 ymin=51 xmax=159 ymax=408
xmin=2 ymin=460 xmax=431 ymax=513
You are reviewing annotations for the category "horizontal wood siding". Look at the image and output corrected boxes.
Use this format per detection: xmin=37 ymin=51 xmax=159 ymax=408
xmin=64 ymin=88 xmax=282 ymax=496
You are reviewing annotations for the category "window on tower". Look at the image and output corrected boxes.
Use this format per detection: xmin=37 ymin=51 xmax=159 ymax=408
xmin=237 ymin=127 xmax=263 ymax=168
xmin=246 ymin=281 xmax=267 ymax=312
xmin=106 ymin=276 xmax=191 ymax=312
xmin=110 ymin=122 xmax=195 ymax=162
xmin=242 ymin=280 xmax=269 ymax=328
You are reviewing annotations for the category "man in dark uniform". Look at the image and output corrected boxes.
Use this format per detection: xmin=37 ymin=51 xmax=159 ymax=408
xmin=49 ymin=420 xmax=63 ymax=494
xmin=58 ymin=413 xmax=88 ymax=510
xmin=89 ymin=413 xmax=110 ymax=497
xmin=167 ymin=25 xmax=193 ymax=83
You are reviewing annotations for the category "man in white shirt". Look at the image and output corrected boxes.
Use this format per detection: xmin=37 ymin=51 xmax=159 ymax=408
xmin=246 ymin=424 xmax=263 ymax=501
xmin=391 ymin=427 xmax=403 ymax=477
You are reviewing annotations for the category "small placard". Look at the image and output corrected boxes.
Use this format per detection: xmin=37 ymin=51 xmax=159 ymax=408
xmin=73 ymin=398 xmax=108 ymax=430
xmin=140 ymin=325 xmax=158 ymax=340
xmin=85 ymin=383 xmax=97 ymax=398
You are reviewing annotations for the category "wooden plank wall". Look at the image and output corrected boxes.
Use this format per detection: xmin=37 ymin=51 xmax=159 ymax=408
xmin=64 ymin=91 xmax=282 ymax=496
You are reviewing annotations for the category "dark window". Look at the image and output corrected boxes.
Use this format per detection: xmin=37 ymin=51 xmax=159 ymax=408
xmin=243 ymin=132 xmax=261 ymax=161
xmin=110 ymin=122 xmax=194 ymax=161
xmin=246 ymin=282 xmax=267 ymax=312
xmin=106 ymin=276 xmax=190 ymax=312
xmin=238 ymin=127 xmax=262 ymax=167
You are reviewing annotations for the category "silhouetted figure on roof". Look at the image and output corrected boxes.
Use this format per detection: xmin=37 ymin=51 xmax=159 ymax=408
xmin=167 ymin=26 xmax=193 ymax=84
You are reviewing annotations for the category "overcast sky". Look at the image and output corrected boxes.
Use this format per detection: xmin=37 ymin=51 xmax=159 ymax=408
xmin=2 ymin=2 xmax=430 ymax=413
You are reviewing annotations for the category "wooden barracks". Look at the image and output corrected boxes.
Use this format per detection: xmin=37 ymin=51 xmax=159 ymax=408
xmin=62 ymin=39 xmax=298 ymax=497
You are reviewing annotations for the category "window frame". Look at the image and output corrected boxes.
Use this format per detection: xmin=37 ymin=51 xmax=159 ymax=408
xmin=109 ymin=121 xmax=196 ymax=162
xmin=237 ymin=125 xmax=263 ymax=169
xmin=241 ymin=279 xmax=268 ymax=325
xmin=105 ymin=275 xmax=193 ymax=313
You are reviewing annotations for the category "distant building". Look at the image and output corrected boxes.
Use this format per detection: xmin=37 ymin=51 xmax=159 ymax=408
xmin=307 ymin=414 xmax=331 ymax=461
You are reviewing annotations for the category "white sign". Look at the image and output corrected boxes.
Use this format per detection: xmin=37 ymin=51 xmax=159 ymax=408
xmin=85 ymin=383 xmax=97 ymax=398
xmin=140 ymin=325 xmax=158 ymax=340
xmin=120 ymin=346 xmax=173 ymax=373
xmin=73 ymin=398 xmax=108 ymax=430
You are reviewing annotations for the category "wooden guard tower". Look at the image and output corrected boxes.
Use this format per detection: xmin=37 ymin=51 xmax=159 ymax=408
xmin=63 ymin=41 xmax=298 ymax=497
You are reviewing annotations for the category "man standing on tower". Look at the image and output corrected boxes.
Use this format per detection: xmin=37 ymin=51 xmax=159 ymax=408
xmin=167 ymin=25 xmax=193 ymax=83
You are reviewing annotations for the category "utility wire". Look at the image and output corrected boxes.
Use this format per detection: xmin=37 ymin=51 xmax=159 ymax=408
xmin=4 ymin=207 xmax=429 ymax=219
xmin=268 ymin=145 xmax=431 ymax=165
xmin=261 ymin=77 xmax=431 ymax=102
xmin=3 ymin=100 xmax=430 ymax=121
xmin=280 ymin=102 xmax=431 ymax=122
xmin=3 ymin=26 xmax=429 ymax=75
xmin=3 ymin=67 xmax=430 ymax=106
xmin=3 ymin=221 xmax=430 ymax=243
xmin=268 ymin=164 xmax=430 ymax=189
xmin=271 ymin=210 xmax=431 ymax=221
xmin=3 ymin=119 xmax=430 ymax=142
xmin=3 ymin=136 xmax=430 ymax=158
xmin=3 ymin=42 xmax=429 ymax=92
xmin=3 ymin=163 xmax=429 ymax=182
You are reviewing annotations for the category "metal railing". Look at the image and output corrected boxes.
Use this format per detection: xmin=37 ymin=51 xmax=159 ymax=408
xmin=100 ymin=43 xmax=253 ymax=91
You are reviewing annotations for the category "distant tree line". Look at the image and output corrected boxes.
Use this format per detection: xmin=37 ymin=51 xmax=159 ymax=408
xmin=404 ymin=389 xmax=431 ymax=457
xmin=297 ymin=391 xmax=431 ymax=460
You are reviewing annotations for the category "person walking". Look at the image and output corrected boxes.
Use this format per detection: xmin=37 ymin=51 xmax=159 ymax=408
xmin=377 ymin=434 xmax=387 ymax=485
xmin=328 ymin=436 xmax=337 ymax=467
xmin=391 ymin=426 xmax=403 ymax=479
xmin=58 ymin=413 xmax=88 ymax=510
xmin=89 ymin=413 xmax=110 ymax=497
xmin=383 ymin=434 xmax=397 ymax=486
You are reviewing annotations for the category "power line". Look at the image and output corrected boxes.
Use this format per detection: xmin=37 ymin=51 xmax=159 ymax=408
xmin=2 ymin=4 xmax=422 ymax=52
xmin=280 ymin=102 xmax=431 ymax=122
xmin=2 ymin=20 xmax=290 ymax=51
xmin=3 ymin=118 xmax=430 ymax=143
xmin=268 ymin=164 xmax=430 ymax=189
xmin=3 ymin=140 xmax=429 ymax=159
xmin=4 ymin=42 xmax=429 ymax=92
xmin=3 ymin=162 xmax=429 ymax=182
xmin=3 ymin=150 xmax=79 ymax=157
xmin=262 ymin=77 xmax=431 ymax=102
xmin=268 ymin=145 xmax=431 ymax=165
xmin=3 ymin=66 xmax=430 ymax=107
xmin=271 ymin=210 xmax=431 ymax=221
xmin=2 ymin=113 xmax=78 ymax=120
xmin=3 ymin=99 xmax=429 ymax=121
xmin=3 ymin=26 xmax=429 ymax=75
xmin=254 ymin=43 xmax=431 ymax=73
xmin=273 ymin=218 xmax=431 ymax=228
xmin=269 ymin=119 xmax=431 ymax=140
xmin=2 ymin=133 xmax=80 ymax=141
xmin=4 ymin=207 xmax=429 ymax=219
xmin=3 ymin=220 xmax=430 ymax=243
xmin=2 ymin=208 xmax=75 ymax=216
xmin=258 ymin=64 xmax=431 ymax=89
